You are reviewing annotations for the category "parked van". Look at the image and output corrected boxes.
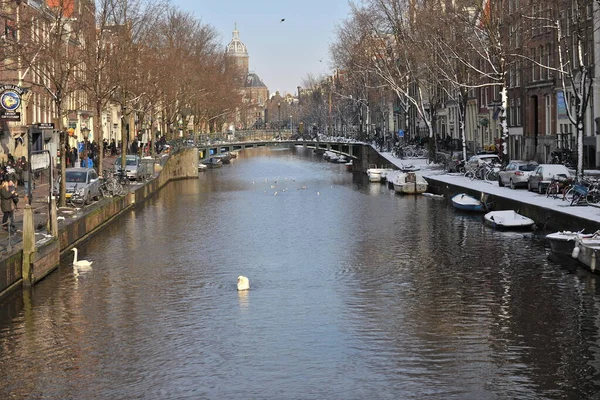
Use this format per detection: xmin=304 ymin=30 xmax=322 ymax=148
xmin=527 ymin=164 xmax=571 ymax=193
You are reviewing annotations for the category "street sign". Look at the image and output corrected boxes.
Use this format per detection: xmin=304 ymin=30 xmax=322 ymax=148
xmin=31 ymin=150 xmax=51 ymax=171
xmin=398 ymin=129 xmax=405 ymax=137
xmin=0 ymin=111 xmax=20 ymax=121
xmin=36 ymin=122 xmax=55 ymax=129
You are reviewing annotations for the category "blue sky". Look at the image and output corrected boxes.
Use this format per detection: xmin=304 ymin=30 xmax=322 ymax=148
xmin=169 ymin=0 xmax=352 ymax=96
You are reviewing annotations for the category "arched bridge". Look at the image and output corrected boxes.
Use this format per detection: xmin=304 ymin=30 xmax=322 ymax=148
xmin=196 ymin=140 xmax=392 ymax=172
xmin=197 ymin=140 xmax=362 ymax=160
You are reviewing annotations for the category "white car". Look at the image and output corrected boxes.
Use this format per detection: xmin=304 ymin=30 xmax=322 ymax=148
xmin=498 ymin=161 xmax=538 ymax=189
xmin=114 ymin=155 xmax=141 ymax=180
xmin=466 ymin=154 xmax=501 ymax=170
xmin=527 ymin=164 xmax=571 ymax=193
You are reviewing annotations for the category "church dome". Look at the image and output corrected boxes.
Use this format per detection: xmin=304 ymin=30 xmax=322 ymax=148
xmin=226 ymin=24 xmax=248 ymax=56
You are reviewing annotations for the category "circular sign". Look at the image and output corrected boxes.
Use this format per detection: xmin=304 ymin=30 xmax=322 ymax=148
xmin=0 ymin=90 xmax=21 ymax=111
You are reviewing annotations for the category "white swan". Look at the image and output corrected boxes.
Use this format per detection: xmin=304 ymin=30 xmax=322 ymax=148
xmin=237 ymin=276 xmax=250 ymax=291
xmin=71 ymin=248 xmax=93 ymax=270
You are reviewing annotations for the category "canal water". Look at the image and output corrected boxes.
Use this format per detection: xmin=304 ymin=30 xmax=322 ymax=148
xmin=1 ymin=147 xmax=599 ymax=399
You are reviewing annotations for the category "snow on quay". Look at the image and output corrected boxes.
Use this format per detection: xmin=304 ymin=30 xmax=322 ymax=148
xmin=377 ymin=150 xmax=600 ymax=226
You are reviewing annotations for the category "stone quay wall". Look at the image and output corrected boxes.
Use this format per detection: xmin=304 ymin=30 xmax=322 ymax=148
xmin=0 ymin=148 xmax=198 ymax=298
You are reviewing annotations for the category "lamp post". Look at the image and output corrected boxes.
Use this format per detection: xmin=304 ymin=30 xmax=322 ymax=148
xmin=277 ymin=102 xmax=281 ymax=140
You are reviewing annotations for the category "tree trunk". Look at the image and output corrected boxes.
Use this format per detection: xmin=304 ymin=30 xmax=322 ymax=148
xmin=95 ymin=99 xmax=103 ymax=175
xmin=58 ymin=100 xmax=66 ymax=208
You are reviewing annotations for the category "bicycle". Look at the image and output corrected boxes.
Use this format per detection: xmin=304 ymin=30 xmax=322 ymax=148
xmin=483 ymin=163 xmax=501 ymax=182
xmin=546 ymin=176 xmax=571 ymax=199
xmin=464 ymin=165 xmax=478 ymax=180
xmin=100 ymin=170 xmax=126 ymax=197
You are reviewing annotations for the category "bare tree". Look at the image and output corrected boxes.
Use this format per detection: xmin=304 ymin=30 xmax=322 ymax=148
xmin=16 ymin=0 xmax=86 ymax=206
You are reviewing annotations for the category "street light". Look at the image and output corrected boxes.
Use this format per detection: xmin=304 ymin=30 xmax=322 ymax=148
xmin=290 ymin=115 xmax=293 ymax=135
xmin=277 ymin=102 xmax=281 ymax=140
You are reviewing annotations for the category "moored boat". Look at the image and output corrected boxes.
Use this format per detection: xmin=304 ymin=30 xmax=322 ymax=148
xmin=484 ymin=210 xmax=535 ymax=230
xmin=451 ymin=193 xmax=488 ymax=212
xmin=202 ymin=157 xmax=223 ymax=168
xmin=392 ymin=172 xmax=428 ymax=194
xmin=366 ymin=166 xmax=385 ymax=182
xmin=198 ymin=163 xmax=207 ymax=172
xmin=570 ymin=232 xmax=600 ymax=273
xmin=215 ymin=153 xmax=232 ymax=164
xmin=546 ymin=231 xmax=587 ymax=256
xmin=345 ymin=161 xmax=353 ymax=171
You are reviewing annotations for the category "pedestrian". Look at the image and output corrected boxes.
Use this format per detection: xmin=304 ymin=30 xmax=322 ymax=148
xmin=0 ymin=180 xmax=17 ymax=232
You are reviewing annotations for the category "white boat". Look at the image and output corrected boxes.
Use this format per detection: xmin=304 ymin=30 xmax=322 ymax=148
xmin=546 ymin=231 xmax=587 ymax=256
xmin=386 ymin=170 xmax=402 ymax=188
xmin=483 ymin=210 xmax=535 ymax=230
xmin=392 ymin=172 xmax=428 ymax=194
xmin=380 ymin=168 xmax=394 ymax=182
xmin=335 ymin=155 xmax=348 ymax=164
xmin=570 ymin=233 xmax=600 ymax=273
xmin=323 ymin=151 xmax=339 ymax=162
xmin=198 ymin=163 xmax=207 ymax=172
xmin=366 ymin=166 xmax=386 ymax=182
xmin=451 ymin=193 xmax=487 ymax=212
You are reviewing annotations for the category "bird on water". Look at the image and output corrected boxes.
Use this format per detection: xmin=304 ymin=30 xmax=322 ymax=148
xmin=237 ymin=276 xmax=250 ymax=291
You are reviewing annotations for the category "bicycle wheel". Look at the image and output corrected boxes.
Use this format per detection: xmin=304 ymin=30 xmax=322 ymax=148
xmin=586 ymin=189 xmax=600 ymax=205
xmin=114 ymin=183 xmax=126 ymax=197
xmin=464 ymin=170 xmax=475 ymax=180
xmin=546 ymin=183 xmax=557 ymax=198
xmin=105 ymin=180 xmax=117 ymax=196
xmin=70 ymin=195 xmax=85 ymax=207
xmin=485 ymin=169 xmax=499 ymax=181
xmin=563 ymin=187 xmax=574 ymax=202
xmin=571 ymin=192 xmax=584 ymax=206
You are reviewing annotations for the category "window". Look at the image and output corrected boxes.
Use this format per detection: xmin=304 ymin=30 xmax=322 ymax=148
xmin=539 ymin=45 xmax=544 ymax=81
xmin=546 ymin=43 xmax=551 ymax=79
xmin=509 ymin=99 xmax=515 ymax=126
xmin=545 ymin=95 xmax=552 ymax=135
xmin=517 ymin=98 xmax=522 ymax=126
xmin=531 ymin=48 xmax=537 ymax=81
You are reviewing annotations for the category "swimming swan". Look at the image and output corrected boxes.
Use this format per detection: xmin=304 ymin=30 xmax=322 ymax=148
xmin=71 ymin=248 xmax=93 ymax=270
xmin=237 ymin=276 xmax=250 ymax=291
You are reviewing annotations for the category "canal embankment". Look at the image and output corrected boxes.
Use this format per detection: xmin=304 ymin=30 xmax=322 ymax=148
xmin=376 ymin=150 xmax=600 ymax=233
xmin=0 ymin=148 xmax=198 ymax=298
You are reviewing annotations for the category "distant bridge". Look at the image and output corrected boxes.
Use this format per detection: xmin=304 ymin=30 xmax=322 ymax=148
xmin=197 ymin=140 xmax=363 ymax=160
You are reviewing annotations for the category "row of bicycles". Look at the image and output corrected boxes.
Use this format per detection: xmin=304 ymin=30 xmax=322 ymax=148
xmin=463 ymin=162 xmax=501 ymax=182
xmin=392 ymin=144 xmax=429 ymax=159
xmin=545 ymin=176 xmax=600 ymax=206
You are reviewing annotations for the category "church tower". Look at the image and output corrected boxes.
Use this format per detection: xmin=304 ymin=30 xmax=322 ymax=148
xmin=225 ymin=23 xmax=249 ymax=76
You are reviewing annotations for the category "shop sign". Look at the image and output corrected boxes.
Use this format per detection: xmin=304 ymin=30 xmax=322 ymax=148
xmin=0 ymin=111 xmax=20 ymax=121
xmin=31 ymin=150 xmax=51 ymax=171
xmin=0 ymin=84 xmax=24 ymax=121
xmin=36 ymin=123 xmax=55 ymax=129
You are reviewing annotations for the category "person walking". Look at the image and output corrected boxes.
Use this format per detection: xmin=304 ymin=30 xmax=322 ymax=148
xmin=0 ymin=180 xmax=17 ymax=232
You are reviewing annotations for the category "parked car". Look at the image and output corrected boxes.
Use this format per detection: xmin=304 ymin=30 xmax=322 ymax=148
xmin=498 ymin=160 xmax=538 ymax=189
xmin=466 ymin=153 xmax=501 ymax=170
xmin=114 ymin=155 xmax=141 ymax=180
xmin=57 ymin=167 xmax=101 ymax=205
xmin=527 ymin=164 xmax=571 ymax=194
